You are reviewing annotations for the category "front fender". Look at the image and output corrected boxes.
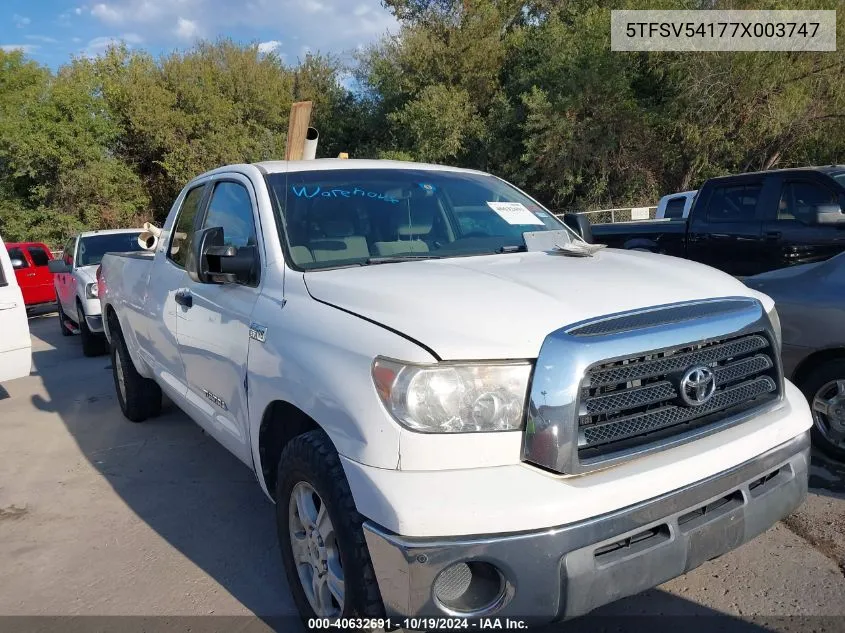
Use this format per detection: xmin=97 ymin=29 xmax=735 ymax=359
xmin=247 ymin=289 xmax=437 ymax=488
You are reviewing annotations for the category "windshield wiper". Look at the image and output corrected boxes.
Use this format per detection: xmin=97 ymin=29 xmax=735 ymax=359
xmin=498 ymin=244 xmax=526 ymax=253
xmin=363 ymin=255 xmax=443 ymax=265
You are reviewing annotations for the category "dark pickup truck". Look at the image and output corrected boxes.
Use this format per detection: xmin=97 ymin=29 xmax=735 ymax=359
xmin=589 ymin=166 xmax=845 ymax=277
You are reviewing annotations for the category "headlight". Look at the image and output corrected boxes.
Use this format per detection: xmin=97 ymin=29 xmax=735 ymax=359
xmin=767 ymin=305 xmax=782 ymax=350
xmin=85 ymin=282 xmax=98 ymax=299
xmin=372 ymin=358 xmax=532 ymax=433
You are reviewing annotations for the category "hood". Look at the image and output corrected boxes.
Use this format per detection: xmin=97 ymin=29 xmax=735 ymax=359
xmin=304 ymin=249 xmax=771 ymax=360
xmin=75 ymin=265 xmax=99 ymax=285
xmin=745 ymin=262 xmax=821 ymax=285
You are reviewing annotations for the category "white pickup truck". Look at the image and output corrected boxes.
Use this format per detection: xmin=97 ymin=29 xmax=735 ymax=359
xmin=48 ymin=229 xmax=145 ymax=357
xmin=99 ymin=159 xmax=812 ymax=628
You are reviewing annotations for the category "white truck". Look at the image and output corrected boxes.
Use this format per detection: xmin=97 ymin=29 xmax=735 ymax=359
xmin=99 ymin=159 xmax=812 ymax=628
xmin=0 ymin=233 xmax=32 ymax=383
xmin=48 ymin=229 xmax=145 ymax=356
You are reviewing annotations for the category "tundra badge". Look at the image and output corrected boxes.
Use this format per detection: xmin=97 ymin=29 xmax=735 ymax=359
xmin=202 ymin=389 xmax=228 ymax=411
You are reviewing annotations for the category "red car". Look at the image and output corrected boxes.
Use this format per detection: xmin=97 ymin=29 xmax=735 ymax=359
xmin=4 ymin=242 xmax=57 ymax=310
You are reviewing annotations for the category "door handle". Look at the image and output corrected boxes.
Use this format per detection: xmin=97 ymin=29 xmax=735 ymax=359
xmin=174 ymin=290 xmax=193 ymax=308
xmin=765 ymin=230 xmax=782 ymax=241
xmin=26 ymin=273 xmax=36 ymax=277
xmin=0 ymin=302 xmax=17 ymax=311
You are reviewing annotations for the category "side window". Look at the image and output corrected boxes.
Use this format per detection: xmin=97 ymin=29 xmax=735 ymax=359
xmin=778 ymin=181 xmax=837 ymax=223
xmin=664 ymin=197 xmax=687 ymax=219
xmin=707 ymin=183 xmax=762 ymax=223
xmin=168 ymin=185 xmax=206 ymax=268
xmin=28 ymin=246 xmax=50 ymax=267
xmin=7 ymin=247 xmax=29 ymax=269
xmin=63 ymin=239 xmax=75 ymax=266
xmin=202 ymin=181 xmax=258 ymax=249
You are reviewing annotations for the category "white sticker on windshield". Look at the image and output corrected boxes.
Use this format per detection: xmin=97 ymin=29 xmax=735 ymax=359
xmin=486 ymin=201 xmax=545 ymax=225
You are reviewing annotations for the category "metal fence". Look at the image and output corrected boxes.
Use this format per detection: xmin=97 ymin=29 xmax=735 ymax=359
xmin=557 ymin=206 xmax=658 ymax=224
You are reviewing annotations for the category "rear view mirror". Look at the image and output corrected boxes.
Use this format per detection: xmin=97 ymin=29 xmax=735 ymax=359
xmin=10 ymin=258 xmax=25 ymax=269
xmin=47 ymin=259 xmax=70 ymax=274
xmin=815 ymin=203 xmax=845 ymax=225
xmin=190 ymin=226 xmax=257 ymax=285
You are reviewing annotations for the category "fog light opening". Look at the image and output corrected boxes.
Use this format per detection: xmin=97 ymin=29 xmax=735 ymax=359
xmin=433 ymin=561 xmax=506 ymax=616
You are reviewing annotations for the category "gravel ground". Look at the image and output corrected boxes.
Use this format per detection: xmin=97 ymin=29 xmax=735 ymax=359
xmin=0 ymin=313 xmax=843 ymax=632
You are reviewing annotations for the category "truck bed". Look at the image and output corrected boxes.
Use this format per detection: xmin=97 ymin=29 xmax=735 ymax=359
xmin=591 ymin=218 xmax=687 ymax=255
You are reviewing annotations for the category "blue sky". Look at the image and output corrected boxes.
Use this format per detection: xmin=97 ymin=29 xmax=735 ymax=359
xmin=0 ymin=0 xmax=397 ymax=68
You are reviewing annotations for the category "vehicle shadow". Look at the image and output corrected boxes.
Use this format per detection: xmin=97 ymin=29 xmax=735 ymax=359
xmin=808 ymin=452 xmax=845 ymax=497
xmin=22 ymin=317 xmax=839 ymax=633
xmin=27 ymin=317 xmax=295 ymax=626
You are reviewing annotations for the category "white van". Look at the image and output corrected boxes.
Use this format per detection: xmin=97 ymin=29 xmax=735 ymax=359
xmin=0 ymin=234 xmax=33 ymax=383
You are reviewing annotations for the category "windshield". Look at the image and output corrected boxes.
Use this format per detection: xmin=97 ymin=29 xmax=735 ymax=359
xmin=832 ymin=172 xmax=845 ymax=189
xmin=266 ymin=168 xmax=569 ymax=270
xmin=76 ymin=232 xmax=144 ymax=267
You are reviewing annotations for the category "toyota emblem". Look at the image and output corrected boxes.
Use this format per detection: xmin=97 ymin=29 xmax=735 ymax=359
xmin=679 ymin=365 xmax=716 ymax=407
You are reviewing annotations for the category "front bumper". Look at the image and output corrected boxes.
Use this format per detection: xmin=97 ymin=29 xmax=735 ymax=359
xmin=363 ymin=430 xmax=809 ymax=624
xmin=85 ymin=314 xmax=104 ymax=333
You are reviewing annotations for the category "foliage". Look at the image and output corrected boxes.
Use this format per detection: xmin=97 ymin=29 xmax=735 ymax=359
xmin=1 ymin=2 xmax=844 ymax=243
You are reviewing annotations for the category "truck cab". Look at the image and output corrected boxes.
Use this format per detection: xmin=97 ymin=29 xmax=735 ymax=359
xmin=4 ymin=241 xmax=56 ymax=310
xmin=592 ymin=166 xmax=845 ymax=277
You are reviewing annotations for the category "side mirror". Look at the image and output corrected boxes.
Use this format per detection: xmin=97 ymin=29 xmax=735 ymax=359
xmin=190 ymin=226 xmax=257 ymax=285
xmin=10 ymin=258 xmax=25 ymax=269
xmin=562 ymin=212 xmax=593 ymax=243
xmin=815 ymin=203 xmax=845 ymax=225
xmin=47 ymin=259 xmax=70 ymax=274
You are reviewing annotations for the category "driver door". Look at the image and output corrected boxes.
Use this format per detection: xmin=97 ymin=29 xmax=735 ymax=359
xmin=177 ymin=175 xmax=262 ymax=466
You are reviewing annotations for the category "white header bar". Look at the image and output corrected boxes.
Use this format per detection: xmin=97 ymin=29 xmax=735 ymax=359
xmin=611 ymin=10 xmax=836 ymax=52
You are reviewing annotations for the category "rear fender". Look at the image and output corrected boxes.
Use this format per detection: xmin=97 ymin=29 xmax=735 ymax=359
xmin=623 ymin=238 xmax=660 ymax=253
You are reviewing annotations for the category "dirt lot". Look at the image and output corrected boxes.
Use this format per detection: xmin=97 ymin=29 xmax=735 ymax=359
xmin=1 ymin=313 xmax=844 ymax=632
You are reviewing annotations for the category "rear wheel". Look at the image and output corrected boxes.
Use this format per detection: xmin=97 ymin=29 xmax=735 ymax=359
xmin=798 ymin=359 xmax=845 ymax=461
xmin=276 ymin=430 xmax=384 ymax=628
xmin=57 ymin=302 xmax=73 ymax=337
xmin=111 ymin=324 xmax=162 ymax=422
xmin=78 ymin=300 xmax=107 ymax=357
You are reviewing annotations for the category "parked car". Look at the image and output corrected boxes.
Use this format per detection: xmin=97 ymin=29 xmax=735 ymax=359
xmin=4 ymin=241 xmax=57 ymax=311
xmin=48 ymin=229 xmax=144 ymax=357
xmin=590 ymin=166 xmax=845 ymax=277
xmin=99 ymin=158 xmax=811 ymax=627
xmin=745 ymin=251 xmax=845 ymax=461
xmin=0 ymin=234 xmax=33 ymax=383
xmin=655 ymin=190 xmax=697 ymax=219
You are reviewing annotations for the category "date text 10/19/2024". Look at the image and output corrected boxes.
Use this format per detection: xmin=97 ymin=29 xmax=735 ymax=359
xmin=308 ymin=618 xmax=529 ymax=630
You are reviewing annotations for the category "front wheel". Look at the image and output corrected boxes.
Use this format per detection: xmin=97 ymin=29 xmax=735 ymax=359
xmin=276 ymin=430 xmax=385 ymax=628
xmin=78 ymin=301 xmax=107 ymax=357
xmin=57 ymin=302 xmax=73 ymax=337
xmin=798 ymin=359 xmax=845 ymax=461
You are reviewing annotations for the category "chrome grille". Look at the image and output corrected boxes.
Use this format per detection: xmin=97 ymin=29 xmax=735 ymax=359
xmin=578 ymin=332 xmax=780 ymax=460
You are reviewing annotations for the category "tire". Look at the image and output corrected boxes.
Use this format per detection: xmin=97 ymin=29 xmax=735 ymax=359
xmin=78 ymin=301 xmax=108 ymax=357
xmin=57 ymin=302 xmax=73 ymax=337
xmin=110 ymin=324 xmax=162 ymax=423
xmin=797 ymin=359 xmax=845 ymax=462
xmin=276 ymin=430 xmax=384 ymax=629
